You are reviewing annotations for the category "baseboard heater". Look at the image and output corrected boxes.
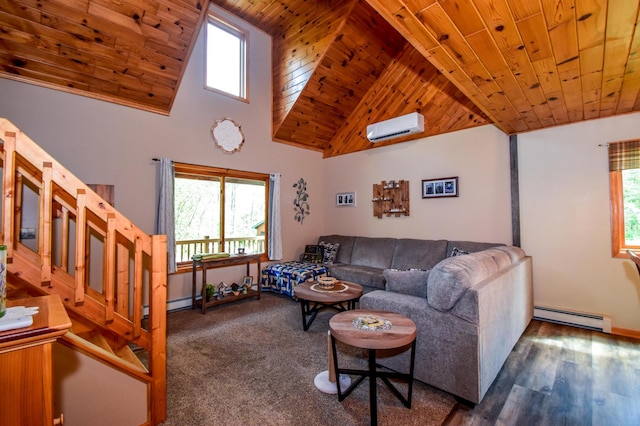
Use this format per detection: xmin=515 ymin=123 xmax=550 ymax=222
xmin=143 ymin=296 xmax=194 ymax=317
xmin=533 ymin=306 xmax=612 ymax=333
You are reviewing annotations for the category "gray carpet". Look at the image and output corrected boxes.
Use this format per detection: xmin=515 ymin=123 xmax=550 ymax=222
xmin=160 ymin=292 xmax=456 ymax=425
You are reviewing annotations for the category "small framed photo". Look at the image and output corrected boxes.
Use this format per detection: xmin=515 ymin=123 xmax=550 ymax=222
xmin=336 ymin=192 xmax=356 ymax=206
xmin=243 ymin=276 xmax=253 ymax=287
xmin=422 ymin=177 xmax=458 ymax=198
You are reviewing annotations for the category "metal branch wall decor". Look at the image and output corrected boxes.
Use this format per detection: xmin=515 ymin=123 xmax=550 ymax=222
xmin=293 ymin=178 xmax=310 ymax=224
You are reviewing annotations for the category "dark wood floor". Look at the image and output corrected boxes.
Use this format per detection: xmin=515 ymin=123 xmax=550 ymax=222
xmin=444 ymin=319 xmax=640 ymax=425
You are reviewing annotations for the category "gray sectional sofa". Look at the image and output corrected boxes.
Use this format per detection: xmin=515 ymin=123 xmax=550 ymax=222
xmin=317 ymin=235 xmax=533 ymax=404
xmin=318 ymin=235 xmax=507 ymax=293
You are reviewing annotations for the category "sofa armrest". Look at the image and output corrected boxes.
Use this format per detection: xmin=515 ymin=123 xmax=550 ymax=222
xmin=473 ymin=255 xmax=533 ymax=399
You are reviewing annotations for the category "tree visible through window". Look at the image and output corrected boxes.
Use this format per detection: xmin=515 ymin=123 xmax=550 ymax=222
xmin=205 ymin=13 xmax=247 ymax=100
xmin=609 ymin=139 xmax=640 ymax=257
xmin=173 ymin=163 xmax=268 ymax=265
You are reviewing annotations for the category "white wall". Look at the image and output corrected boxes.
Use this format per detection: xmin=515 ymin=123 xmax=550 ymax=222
xmin=0 ymin=5 xmax=324 ymax=304
xmin=54 ymin=343 xmax=148 ymax=426
xmin=322 ymin=125 xmax=513 ymax=244
xmin=519 ymin=112 xmax=640 ymax=331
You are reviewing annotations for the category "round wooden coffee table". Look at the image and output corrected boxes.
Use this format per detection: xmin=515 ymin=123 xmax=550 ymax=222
xmin=293 ymin=280 xmax=363 ymax=331
xmin=329 ymin=309 xmax=417 ymax=426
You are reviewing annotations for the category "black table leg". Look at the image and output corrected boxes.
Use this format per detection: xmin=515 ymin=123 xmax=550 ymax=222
xmin=369 ymin=349 xmax=377 ymax=426
xmin=299 ymin=298 xmax=359 ymax=331
xmin=380 ymin=340 xmax=416 ymax=408
xmin=300 ymin=300 xmax=318 ymax=331
xmin=331 ymin=337 xmax=416 ymax=426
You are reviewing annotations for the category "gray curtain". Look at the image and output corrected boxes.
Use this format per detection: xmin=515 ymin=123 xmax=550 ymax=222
xmin=156 ymin=158 xmax=176 ymax=273
xmin=268 ymin=173 xmax=282 ymax=260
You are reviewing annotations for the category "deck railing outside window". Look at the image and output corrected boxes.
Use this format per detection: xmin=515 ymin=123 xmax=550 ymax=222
xmin=176 ymin=236 xmax=265 ymax=263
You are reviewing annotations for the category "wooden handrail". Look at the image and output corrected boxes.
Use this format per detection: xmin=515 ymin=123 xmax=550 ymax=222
xmin=2 ymin=130 xmax=16 ymax=258
xmin=0 ymin=118 xmax=167 ymax=424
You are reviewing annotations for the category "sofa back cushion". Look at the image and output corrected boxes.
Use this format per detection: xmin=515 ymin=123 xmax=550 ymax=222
xmin=391 ymin=238 xmax=448 ymax=270
xmin=384 ymin=268 xmax=430 ymax=298
xmin=492 ymin=245 xmax=526 ymax=262
xmin=445 ymin=240 xmax=504 ymax=258
xmin=482 ymin=248 xmax=512 ymax=269
xmin=317 ymin=235 xmax=356 ymax=264
xmin=427 ymin=250 xmax=500 ymax=311
xmin=351 ymin=237 xmax=396 ymax=269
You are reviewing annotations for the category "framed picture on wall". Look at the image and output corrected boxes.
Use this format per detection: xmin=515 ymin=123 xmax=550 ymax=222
xmin=336 ymin=192 xmax=356 ymax=206
xmin=422 ymin=177 xmax=458 ymax=198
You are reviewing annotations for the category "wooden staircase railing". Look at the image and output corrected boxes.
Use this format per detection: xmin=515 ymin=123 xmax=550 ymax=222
xmin=0 ymin=118 xmax=167 ymax=425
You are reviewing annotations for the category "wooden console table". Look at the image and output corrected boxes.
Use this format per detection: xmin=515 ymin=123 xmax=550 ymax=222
xmin=191 ymin=254 xmax=262 ymax=314
xmin=0 ymin=294 xmax=71 ymax=425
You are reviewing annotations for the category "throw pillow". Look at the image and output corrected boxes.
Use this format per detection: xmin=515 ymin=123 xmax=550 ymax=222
xmin=302 ymin=245 xmax=324 ymax=263
xmin=449 ymin=246 xmax=469 ymax=257
xmin=319 ymin=241 xmax=340 ymax=264
xmin=383 ymin=268 xmax=430 ymax=298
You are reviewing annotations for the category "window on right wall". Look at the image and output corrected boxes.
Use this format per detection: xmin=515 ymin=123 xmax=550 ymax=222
xmin=609 ymin=139 xmax=640 ymax=257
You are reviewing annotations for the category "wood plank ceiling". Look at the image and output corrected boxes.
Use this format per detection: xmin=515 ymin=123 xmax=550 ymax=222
xmin=0 ymin=0 xmax=206 ymax=114
xmin=1 ymin=1 xmax=639 ymax=158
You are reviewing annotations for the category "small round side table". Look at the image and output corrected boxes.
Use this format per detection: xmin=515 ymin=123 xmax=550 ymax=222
xmin=329 ymin=309 xmax=417 ymax=426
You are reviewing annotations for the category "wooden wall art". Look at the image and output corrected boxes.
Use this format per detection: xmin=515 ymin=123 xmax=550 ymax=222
xmin=210 ymin=118 xmax=244 ymax=154
xmin=372 ymin=180 xmax=409 ymax=218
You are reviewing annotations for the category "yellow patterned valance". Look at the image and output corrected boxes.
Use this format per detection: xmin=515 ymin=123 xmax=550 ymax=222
xmin=608 ymin=139 xmax=640 ymax=171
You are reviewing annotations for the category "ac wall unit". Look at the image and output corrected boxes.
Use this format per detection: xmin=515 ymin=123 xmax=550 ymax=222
xmin=366 ymin=112 xmax=424 ymax=143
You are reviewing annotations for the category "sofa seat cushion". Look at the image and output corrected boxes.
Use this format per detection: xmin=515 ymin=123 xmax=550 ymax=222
xmin=427 ymin=251 xmax=500 ymax=311
xmin=390 ymin=239 xmax=448 ymax=270
xmin=384 ymin=268 xmax=430 ymax=298
xmin=327 ymin=264 xmax=385 ymax=290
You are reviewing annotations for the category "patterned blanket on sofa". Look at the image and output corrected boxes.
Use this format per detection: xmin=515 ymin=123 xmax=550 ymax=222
xmin=261 ymin=261 xmax=328 ymax=297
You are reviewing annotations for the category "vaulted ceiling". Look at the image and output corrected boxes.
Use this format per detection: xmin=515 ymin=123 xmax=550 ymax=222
xmin=1 ymin=1 xmax=639 ymax=157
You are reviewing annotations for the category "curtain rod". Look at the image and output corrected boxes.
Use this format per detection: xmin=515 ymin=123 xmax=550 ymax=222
xmin=153 ymin=159 xmax=278 ymax=178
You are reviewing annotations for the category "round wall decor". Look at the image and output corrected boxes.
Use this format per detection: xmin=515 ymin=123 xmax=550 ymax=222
xmin=210 ymin=118 xmax=244 ymax=154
